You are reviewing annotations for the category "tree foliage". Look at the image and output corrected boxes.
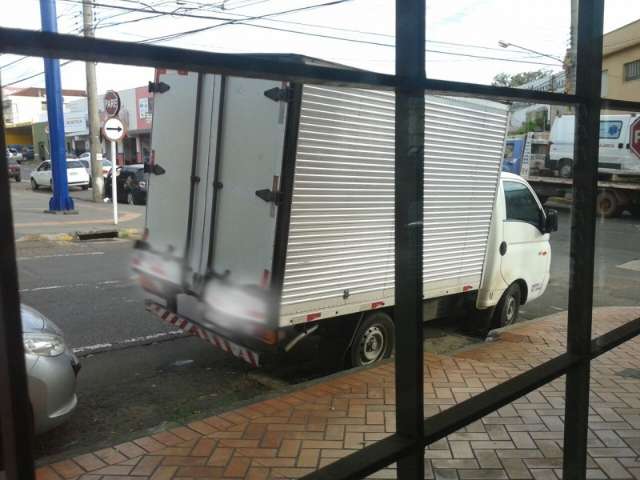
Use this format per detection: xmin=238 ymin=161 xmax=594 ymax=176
xmin=492 ymin=69 xmax=551 ymax=87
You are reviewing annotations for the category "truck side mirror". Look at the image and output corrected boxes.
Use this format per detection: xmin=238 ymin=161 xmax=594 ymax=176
xmin=544 ymin=208 xmax=559 ymax=233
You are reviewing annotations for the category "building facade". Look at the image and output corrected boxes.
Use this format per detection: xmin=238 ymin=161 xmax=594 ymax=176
xmin=602 ymin=19 xmax=640 ymax=102
xmin=31 ymin=85 xmax=153 ymax=164
xmin=2 ymin=87 xmax=86 ymax=153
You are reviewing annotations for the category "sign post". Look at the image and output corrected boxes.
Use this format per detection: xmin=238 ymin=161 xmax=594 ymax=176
xmin=630 ymin=118 xmax=640 ymax=160
xmin=102 ymin=117 xmax=125 ymax=225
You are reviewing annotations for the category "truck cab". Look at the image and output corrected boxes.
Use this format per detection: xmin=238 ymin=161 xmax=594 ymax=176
xmin=548 ymin=114 xmax=640 ymax=177
xmin=478 ymin=172 xmax=557 ymax=328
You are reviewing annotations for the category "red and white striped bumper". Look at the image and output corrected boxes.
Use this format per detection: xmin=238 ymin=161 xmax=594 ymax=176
xmin=145 ymin=301 xmax=260 ymax=367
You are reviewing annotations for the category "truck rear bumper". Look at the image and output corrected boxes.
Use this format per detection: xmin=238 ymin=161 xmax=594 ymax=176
xmin=145 ymin=300 xmax=261 ymax=367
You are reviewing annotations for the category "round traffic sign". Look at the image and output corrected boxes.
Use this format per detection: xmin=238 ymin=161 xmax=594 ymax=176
xmin=103 ymin=117 xmax=125 ymax=142
xmin=631 ymin=117 xmax=640 ymax=159
xmin=104 ymin=90 xmax=121 ymax=117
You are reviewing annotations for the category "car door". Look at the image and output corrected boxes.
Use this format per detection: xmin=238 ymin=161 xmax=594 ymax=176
xmin=598 ymin=118 xmax=626 ymax=169
xmin=500 ymin=180 xmax=550 ymax=300
xmin=36 ymin=162 xmax=51 ymax=185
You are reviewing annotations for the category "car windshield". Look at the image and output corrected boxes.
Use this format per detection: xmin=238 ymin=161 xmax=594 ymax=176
xmin=66 ymin=160 xmax=84 ymax=169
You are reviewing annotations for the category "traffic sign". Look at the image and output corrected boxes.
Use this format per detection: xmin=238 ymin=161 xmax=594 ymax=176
xmin=631 ymin=117 xmax=640 ymax=159
xmin=104 ymin=90 xmax=121 ymax=117
xmin=103 ymin=117 xmax=125 ymax=142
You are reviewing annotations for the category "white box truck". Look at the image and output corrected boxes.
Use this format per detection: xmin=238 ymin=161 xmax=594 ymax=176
xmin=133 ymin=59 xmax=557 ymax=368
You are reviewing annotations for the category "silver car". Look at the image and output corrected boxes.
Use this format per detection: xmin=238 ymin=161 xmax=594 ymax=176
xmin=22 ymin=305 xmax=80 ymax=434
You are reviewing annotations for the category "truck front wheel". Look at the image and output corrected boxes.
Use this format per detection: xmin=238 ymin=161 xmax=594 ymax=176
xmin=493 ymin=283 xmax=521 ymax=329
xmin=349 ymin=311 xmax=395 ymax=368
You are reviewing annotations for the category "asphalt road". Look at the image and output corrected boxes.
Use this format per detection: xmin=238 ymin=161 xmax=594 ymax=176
xmin=13 ymin=205 xmax=640 ymax=460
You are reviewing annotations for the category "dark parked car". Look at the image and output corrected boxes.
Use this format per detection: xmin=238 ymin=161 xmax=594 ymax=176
xmin=22 ymin=145 xmax=34 ymax=161
xmin=7 ymin=157 xmax=21 ymax=182
xmin=105 ymin=164 xmax=147 ymax=205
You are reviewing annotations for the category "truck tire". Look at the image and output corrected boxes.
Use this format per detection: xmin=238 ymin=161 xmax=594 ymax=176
xmin=493 ymin=283 xmax=521 ymax=329
xmin=558 ymin=159 xmax=573 ymax=178
xmin=348 ymin=311 xmax=395 ymax=368
xmin=596 ymin=190 xmax=620 ymax=218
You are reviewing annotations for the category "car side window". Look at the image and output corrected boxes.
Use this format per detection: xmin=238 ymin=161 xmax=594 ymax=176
xmin=504 ymin=181 xmax=542 ymax=226
xmin=39 ymin=163 xmax=50 ymax=171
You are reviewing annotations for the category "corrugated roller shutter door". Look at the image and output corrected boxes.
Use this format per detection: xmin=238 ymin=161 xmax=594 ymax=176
xmin=281 ymin=86 xmax=507 ymax=311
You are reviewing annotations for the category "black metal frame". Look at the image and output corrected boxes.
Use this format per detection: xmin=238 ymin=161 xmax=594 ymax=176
xmin=3 ymin=1 xmax=640 ymax=478
xmin=270 ymin=83 xmax=303 ymax=326
xmin=182 ymin=72 xmax=204 ymax=288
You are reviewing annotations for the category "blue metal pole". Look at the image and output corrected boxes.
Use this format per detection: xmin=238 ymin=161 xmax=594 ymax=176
xmin=40 ymin=0 xmax=74 ymax=212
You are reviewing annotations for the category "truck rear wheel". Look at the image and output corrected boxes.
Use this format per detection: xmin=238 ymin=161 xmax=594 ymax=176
xmin=348 ymin=311 xmax=394 ymax=368
xmin=597 ymin=190 xmax=621 ymax=218
xmin=558 ymin=159 xmax=573 ymax=178
xmin=493 ymin=283 xmax=521 ymax=329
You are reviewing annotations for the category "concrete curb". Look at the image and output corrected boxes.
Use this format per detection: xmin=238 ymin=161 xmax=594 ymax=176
xmin=15 ymin=228 xmax=142 ymax=243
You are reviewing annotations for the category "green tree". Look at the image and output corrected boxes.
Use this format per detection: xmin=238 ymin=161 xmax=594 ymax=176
xmin=492 ymin=69 xmax=551 ymax=87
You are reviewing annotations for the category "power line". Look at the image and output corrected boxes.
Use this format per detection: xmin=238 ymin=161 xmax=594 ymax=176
xmin=2 ymin=0 xmax=560 ymax=88
xmin=138 ymin=0 xmax=355 ymax=43
xmin=2 ymin=60 xmax=75 ymax=88
xmin=0 ymin=57 xmax=30 ymax=71
xmin=176 ymin=0 xmax=539 ymax=54
xmin=55 ymin=0 xmax=563 ymax=62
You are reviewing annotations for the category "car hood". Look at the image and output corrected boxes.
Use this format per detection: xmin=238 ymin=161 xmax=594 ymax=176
xmin=20 ymin=304 xmax=63 ymax=336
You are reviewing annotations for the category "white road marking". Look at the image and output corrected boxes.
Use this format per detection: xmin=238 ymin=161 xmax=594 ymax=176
xmin=618 ymin=260 xmax=640 ymax=272
xmin=73 ymin=330 xmax=184 ymax=355
xmin=19 ymin=279 xmax=130 ymax=293
xmin=550 ymin=305 xmax=564 ymax=311
xmin=17 ymin=251 xmax=105 ymax=261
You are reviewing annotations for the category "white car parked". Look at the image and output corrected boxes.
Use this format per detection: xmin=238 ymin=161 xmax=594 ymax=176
xmin=30 ymin=159 xmax=90 ymax=190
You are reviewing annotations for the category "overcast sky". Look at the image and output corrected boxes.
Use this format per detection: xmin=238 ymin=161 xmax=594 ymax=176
xmin=1 ymin=0 xmax=639 ymax=93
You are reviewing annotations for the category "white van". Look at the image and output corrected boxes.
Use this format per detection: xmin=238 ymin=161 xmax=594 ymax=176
xmin=133 ymin=62 xmax=557 ymax=368
xmin=549 ymin=114 xmax=640 ymax=177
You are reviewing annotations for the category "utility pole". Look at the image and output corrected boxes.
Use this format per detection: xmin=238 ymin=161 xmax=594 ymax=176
xmin=565 ymin=0 xmax=579 ymax=94
xmin=83 ymin=0 xmax=104 ymax=200
xmin=40 ymin=0 xmax=75 ymax=212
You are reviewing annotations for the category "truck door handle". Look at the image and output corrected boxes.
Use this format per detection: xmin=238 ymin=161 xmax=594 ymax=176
xmin=618 ymin=143 xmax=624 ymax=149
xmin=255 ymin=189 xmax=281 ymax=204
xmin=256 ymin=176 xmax=282 ymax=218
xmin=499 ymin=241 xmax=507 ymax=256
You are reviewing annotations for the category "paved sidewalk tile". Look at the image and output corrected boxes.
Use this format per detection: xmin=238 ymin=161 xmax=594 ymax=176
xmin=35 ymin=307 xmax=640 ymax=479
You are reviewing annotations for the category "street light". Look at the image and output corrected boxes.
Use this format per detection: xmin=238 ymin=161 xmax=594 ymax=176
xmin=498 ymin=40 xmax=564 ymax=64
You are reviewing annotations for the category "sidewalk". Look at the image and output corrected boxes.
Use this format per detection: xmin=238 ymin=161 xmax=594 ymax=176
xmin=10 ymin=181 xmax=143 ymax=239
xmin=36 ymin=306 xmax=640 ymax=480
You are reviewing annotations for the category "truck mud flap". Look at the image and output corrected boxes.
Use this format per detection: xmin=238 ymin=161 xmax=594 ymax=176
xmin=145 ymin=301 xmax=260 ymax=367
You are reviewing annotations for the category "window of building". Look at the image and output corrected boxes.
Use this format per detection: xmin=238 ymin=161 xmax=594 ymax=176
xmin=504 ymin=180 xmax=542 ymax=226
xmin=601 ymin=70 xmax=608 ymax=96
xmin=624 ymin=60 xmax=640 ymax=81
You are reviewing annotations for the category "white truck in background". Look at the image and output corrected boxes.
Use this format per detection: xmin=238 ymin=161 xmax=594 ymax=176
xmin=508 ymin=115 xmax=640 ymax=218
xmin=132 ymin=56 xmax=557 ymax=368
